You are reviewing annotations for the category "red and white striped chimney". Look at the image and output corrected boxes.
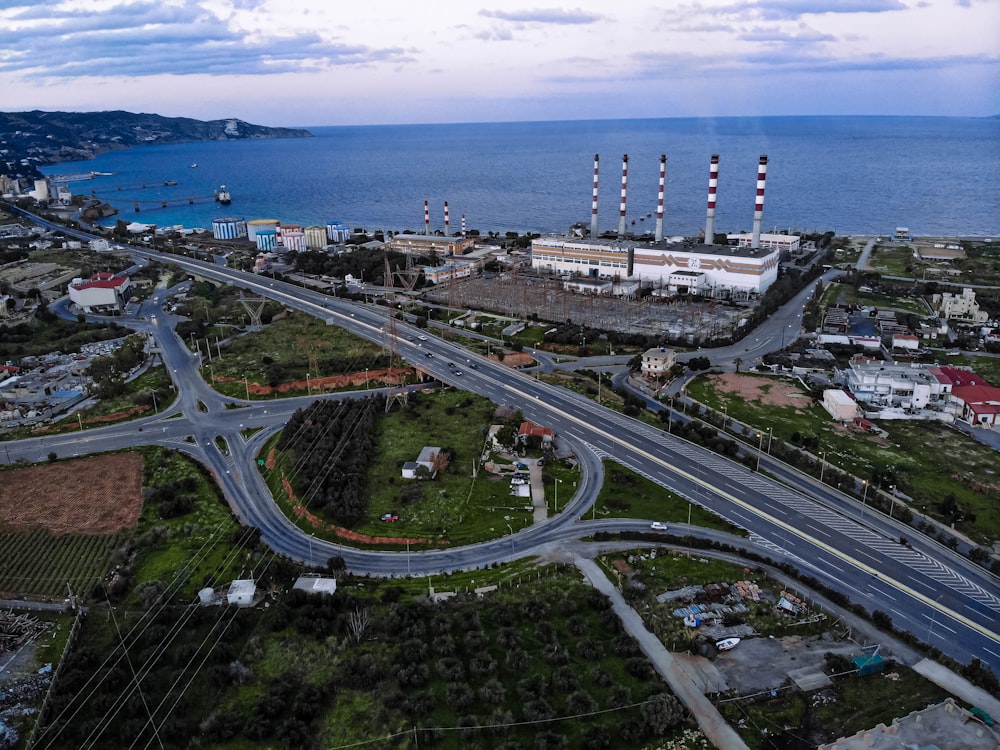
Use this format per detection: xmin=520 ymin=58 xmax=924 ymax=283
xmin=590 ymin=153 xmax=599 ymax=238
xmin=275 ymin=220 xmax=282 ymax=246
xmin=444 ymin=202 xmax=450 ymax=236
xmin=704 ymin=155 xmax=719 ymax=244
xmin=423 ymin=200 xmax=430 ymax=235
xmin=461 ymin=214 xmax=466 ymax=238
xmin=617 ymin=154 xmax=628 ymax=236
xmin=655 ymin=154 xmax=667 ymax=242
xmin=751 ymin=155 xmax=768 ymax=249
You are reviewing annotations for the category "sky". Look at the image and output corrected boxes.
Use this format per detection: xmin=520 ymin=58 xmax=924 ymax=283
xmin=1 ymin=0 xmax=998 ymax=127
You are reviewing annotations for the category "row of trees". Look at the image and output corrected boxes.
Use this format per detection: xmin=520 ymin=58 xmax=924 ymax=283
xmin=277 ymin=398 xmax=383 ymax=525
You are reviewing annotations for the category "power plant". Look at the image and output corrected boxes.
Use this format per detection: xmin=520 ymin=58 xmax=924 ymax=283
xmin=530 ymin=152 xmax=796 ymax=299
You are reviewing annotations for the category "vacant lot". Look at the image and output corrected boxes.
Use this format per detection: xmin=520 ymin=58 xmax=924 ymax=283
xmin=0 ymin=453 xmax=143 ymax=534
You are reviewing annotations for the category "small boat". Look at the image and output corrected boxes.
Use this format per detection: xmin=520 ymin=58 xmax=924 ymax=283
xmin=163 ymin=180 xmax=177 ymax=186
xmin=190 ymin=163 xmax=198 ymax=168
xmin=215 ymin=185 xmax=231 ymax=205
xmin=715 ymin=637 xmax=740 ymax=652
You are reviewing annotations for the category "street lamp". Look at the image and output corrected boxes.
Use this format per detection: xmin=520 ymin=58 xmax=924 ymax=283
xmin=756 ymin=432 xmax=764 ymax=472
xmin=861 ymin=480 xmax=869 ymax=519
xmin=151 ymin=388 xmax=158 ymax=414
xmin=819 ymin=451 xmax=826 ymax=484
xmin=554 ymin=478 xmax=560 ymax=513
xmin=306 ymin=373 xmax=311 ymax=396
xmin=365 ymin=368 xmax=369 ymax=390
xmin=506 ymin=524 xmax=515 ymax=557
xmin=766 ymin=426 xmax=773 ymax=455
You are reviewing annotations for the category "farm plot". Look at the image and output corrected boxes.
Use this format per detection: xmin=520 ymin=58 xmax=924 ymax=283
xmin=0 ymin=454 xmax=143 ymax=598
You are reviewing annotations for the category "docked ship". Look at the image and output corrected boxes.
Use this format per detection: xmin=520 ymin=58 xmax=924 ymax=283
xmin=214 ymin=185 xmax=231 ymax=205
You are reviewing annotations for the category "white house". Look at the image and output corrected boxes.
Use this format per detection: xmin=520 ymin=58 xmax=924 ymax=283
xmin=68 ymin=272 xmax=132 ymax=313
xmin=641 ymin=347 xmax=677 ymax=379
xmin=822 ymin=389 xmax=859 ymax=422
xmin=227 ymin=579 xmax=256 ymax=607
xmin=401 ymin=446 xmax=443 ymax=479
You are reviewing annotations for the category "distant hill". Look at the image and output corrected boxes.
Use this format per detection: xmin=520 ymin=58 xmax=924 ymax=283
xmin=0 ymin=110 xmax=312 ymax=180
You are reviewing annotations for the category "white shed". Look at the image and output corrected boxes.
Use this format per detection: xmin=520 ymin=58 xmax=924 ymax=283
xmin=822 ymin=389 xmax=859 ymax=422
xmin=227 ymin=579 xmax=256 ymax=607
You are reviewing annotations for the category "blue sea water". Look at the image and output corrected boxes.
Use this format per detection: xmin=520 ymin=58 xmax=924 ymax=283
xmin=42 ymin=116 xmax=1000 ymax=237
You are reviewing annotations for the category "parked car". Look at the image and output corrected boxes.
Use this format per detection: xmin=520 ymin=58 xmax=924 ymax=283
xmin=381 ymin=513 xmax=399 ymax=522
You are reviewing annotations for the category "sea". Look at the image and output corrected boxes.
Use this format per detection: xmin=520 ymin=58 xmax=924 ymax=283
xmin=41 ymin=116 xmax=1000 ymax=238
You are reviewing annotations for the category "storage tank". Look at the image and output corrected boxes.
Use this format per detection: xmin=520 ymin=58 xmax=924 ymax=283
xmin=246 ymin=218 xmax=279 ymax=242
xmin=255 ymin=228 xmax=277 ymax=251
xmin=326 ymin=222 xmax=350 ymax=243
xmin=212 ymin=217 xmax=247 ymax=240
xmin=281 ymin=224 xmax=306 ymax=252
xmin=305 ymin=225 xmax=327 ymax=249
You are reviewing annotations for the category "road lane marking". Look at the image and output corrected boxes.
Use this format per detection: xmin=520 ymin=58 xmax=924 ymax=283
xmin=500 ymin=382 xmax=1000 ymax=646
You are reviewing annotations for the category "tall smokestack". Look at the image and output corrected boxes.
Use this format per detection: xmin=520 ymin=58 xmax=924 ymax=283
xmin=461 ymin=214 xmax=466 ymax=238
xmin=751 ymin=155 xmax=768 ymax=249
xmin=444 ymin=201 xmax=450 ymax=236
xmin=655 ymin=154 xmax=667 ymax=242
xmin=704 ymin=154 xmax=719 ymax=244
xmin=423 ymin=200 xmax=430 ymax=235
xmin=591 ymin=154 xmax=599 ymax=238
xmin=618 ymin=154 xmax=628 ymax=236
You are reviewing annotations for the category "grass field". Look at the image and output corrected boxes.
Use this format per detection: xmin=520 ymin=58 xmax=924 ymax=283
xmin=822 ymin=282 xmax=930 ymax=315
xmin=263 ymin=390 xmax=549 ymax=549
xmin=686 ymin=373 xmax=1000 ymax=544
xmin=866 ymin=245 xmax=915 ymax=276
xmin=203 ymin=310 xmax=389 ymax=399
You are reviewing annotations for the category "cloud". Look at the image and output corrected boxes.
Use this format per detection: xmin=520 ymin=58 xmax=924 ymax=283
xmin=738 ymin=24 xmax=837 ymax=43
xmin=711 ymin=0 xmax=908 ymax=20
xmin=0 ymin=0 xmax=411 ymax=78
xmin=478 ymin=7 xmax=604 ymax=24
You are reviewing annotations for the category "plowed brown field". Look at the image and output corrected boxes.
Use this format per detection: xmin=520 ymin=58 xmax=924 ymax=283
xmin=0 ymin=453 xmax=143 ymax=535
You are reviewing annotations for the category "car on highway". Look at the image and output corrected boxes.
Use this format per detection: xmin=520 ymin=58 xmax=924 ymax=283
xmin=452 ymin=370 xmax=463 ymax=376
xmin=650 ymin=522 xmax=667 ymax=530
xmin=425 ymin=352 xmax=434 ymax=358
xmin=417 ymin=335 xmax=428 ymax=341
xmin=469 ymin=363 xmax=478 ymax=369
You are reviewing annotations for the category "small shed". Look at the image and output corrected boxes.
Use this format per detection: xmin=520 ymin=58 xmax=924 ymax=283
xmin=293 ymin=576 xmax=338 ymax=596
xmin=227 ymin=579 xmax=256 ymax=607
xmin=853 ymin=651 xmax=885 ymax=676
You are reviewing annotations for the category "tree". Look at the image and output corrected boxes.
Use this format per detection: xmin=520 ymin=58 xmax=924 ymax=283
xmin=346 ymin=607 xmax=371 ymax=642
xmin=641 ymin=693 xmax=683 ymax=735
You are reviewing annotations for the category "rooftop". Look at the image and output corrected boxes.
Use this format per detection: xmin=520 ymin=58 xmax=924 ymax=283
xmin=534 ymin=235 xmax=780 ymax=259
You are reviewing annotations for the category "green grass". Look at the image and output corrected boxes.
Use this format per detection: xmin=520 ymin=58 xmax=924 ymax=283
xmin=128 ymin=447 xmax=244 ymax=602
xmin=203 ymin=310 xmax=388 ymax=399
xmin=0 ymin=529 xmax=129 ymax=599
xmin=593 ymin=462 xmax=745 ymax=535
xmin=686 ymin=373 xmax=1000 ymax=544
xmin=867 ymin=245 xmax=915 ymax=276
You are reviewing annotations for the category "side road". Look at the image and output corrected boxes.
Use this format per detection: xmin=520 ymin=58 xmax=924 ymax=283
xmin=575 ymin=556 xmax=750 ymax=750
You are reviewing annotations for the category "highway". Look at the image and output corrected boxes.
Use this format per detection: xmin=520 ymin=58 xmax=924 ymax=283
xmin=5 ymin=206 xmax=1000 ymax=672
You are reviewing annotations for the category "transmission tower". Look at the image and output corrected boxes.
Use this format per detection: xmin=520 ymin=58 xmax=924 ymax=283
xmin=238 ymin=291 xmax=267 ymax=327
xmin=383 ymin=311 xmax=408 ymax=411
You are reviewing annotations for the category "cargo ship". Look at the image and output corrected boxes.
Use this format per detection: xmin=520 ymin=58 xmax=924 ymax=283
xmin=214 ymin=185 xmax=231 ymax=205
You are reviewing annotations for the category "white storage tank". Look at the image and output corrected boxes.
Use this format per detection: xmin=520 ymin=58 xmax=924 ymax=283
xmin=326 ymin=222 xmax=350 ymax=243
xmin=255 ymin=228 xmax=277 ymax=251
xmin=305 ymin=226 xmax=327 ymax=249
xmin=212 ymin=217 xmax=247 ymax=240
xmin=246 ymin=218 xmax=279 ymax=241
xmin=280 ymin=224 xmax=306 ymax=251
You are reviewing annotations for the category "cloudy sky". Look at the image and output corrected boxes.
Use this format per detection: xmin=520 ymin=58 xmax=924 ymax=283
xmin=1 ymin=0 xmax=997 ymax=126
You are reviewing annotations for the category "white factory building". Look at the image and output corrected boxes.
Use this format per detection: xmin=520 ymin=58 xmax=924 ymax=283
xmin=727 ymin=233 xmax=800 ymax=252
xmin=68 ymin=272 xmax=132 ymax=313
xmin=530 ymin=237 xmax=780 ymax=297
xmin=530 ymin=152 xmax=784 ymax=298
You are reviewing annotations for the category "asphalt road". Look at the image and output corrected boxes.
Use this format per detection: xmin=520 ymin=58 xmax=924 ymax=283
xmin=5 ymin=208 xmax=999 ymax=672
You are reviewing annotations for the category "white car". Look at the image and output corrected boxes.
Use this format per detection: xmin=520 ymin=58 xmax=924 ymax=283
xmin=417 ymin=335 xmax=428 ymax=341
xmin=650 ymin=522 xmax=667 ymax=531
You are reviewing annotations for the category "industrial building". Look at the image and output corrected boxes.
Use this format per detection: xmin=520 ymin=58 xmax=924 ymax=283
xmin=389 ymin=233 xmax=475 ymax=256
xmin=530 ymin=153 xmax=785 ymax=298
xmin=211 ymin=217 xmax=247 ymax=241
xmin=68 ymin=272 xmax=132 ymax=313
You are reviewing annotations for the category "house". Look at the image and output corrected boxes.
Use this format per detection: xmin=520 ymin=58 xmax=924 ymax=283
xmin=932 ymin=287 xmax=989 ymax=323
xmin=641 ymin=347 xmax=677 ymax=379
xmin=68 ymin=272 xmax=132 ymax=313
xmin=292 ymin=576 xmax=338 ymax=596
xmin=941 ymin=367 xmax=1000 ymax=428
xmin=891 ymin=334 xmax=920 ymax=352
xmin=227 ymin=579 xmax=256 ymax=607
xmin=822 ymin=389 xmax=859 ymax=422
xmin=401 ymin=446 xmax=444 ymax=479
xmin=518 ymin=421 xmax=554 ymax=449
